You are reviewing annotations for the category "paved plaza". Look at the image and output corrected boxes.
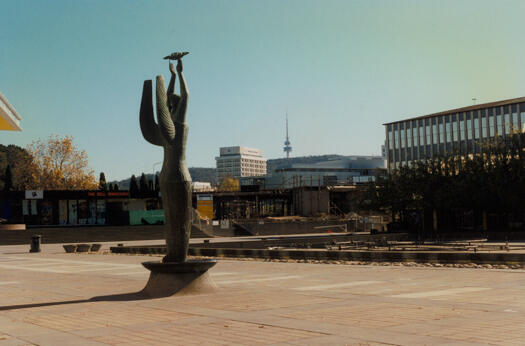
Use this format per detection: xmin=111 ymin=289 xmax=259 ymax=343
xmin=0 ymin=242 xmax=524 ymax=345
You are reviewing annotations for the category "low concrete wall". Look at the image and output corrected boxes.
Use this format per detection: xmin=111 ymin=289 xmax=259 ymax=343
xmin=0 ymin=224 xmax=25 ymax=231
xmin=110 ymin=245 xmax=525 ymax=265
xmin=236 ymin=220 xmax=353 ymax=236
xmin=0 ymin=225 xmax=208 ymax=245
xmin=189 ymin=248 xmax=525 ymax=265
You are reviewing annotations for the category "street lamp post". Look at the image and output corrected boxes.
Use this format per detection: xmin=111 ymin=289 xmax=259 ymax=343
xmin=152 ymin=161 xmax=162 ymax=190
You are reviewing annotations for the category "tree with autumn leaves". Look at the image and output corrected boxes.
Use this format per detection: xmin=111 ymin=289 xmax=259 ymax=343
xmin=0 ymin=144 xmax=34 ymax=190
xmin=219 ymin=176 xmax=240 ymax=191
xmin=25 ymin=135 xmax=98 ymax=190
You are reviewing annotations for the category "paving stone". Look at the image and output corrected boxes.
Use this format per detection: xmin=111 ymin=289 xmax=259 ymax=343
xmin=1 ymin=242 xmax=525 ymax=345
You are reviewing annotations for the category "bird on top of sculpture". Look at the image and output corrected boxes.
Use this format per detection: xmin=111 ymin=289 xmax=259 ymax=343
xmin=139 ymin=53 xmax=191 ymax=263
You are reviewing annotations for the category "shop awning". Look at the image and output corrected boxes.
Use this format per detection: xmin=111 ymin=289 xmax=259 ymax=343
xmin=0 ymin=93 xmax=22 ymax=131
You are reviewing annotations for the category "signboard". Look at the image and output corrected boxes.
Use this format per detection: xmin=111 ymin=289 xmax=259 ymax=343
xmin=196 ymin=194 xmax=213 ymax=219
xmin=87 ymin=191 xmax=129 ymax=198
xmin=25 ymin=190 xmax=43 ymax=199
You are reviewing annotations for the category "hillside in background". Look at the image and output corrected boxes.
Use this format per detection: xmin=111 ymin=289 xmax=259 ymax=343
xmin=113 ymin=167 xmax=217 ymax=189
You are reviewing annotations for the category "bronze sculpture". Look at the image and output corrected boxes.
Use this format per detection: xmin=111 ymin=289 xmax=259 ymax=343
xmin=139 ymin=57 xmax=191 ymax=263
xmin=139 ymin=53 xmax=216 ymax=297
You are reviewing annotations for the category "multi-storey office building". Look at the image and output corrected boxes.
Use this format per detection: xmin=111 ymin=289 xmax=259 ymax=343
xmin=240 ymin=156 xmax=385 ymax=190
xmin=215 ymin=146 xmax=267 ymax=182
xmin=384 ymin=97 xmax=525 ymax=171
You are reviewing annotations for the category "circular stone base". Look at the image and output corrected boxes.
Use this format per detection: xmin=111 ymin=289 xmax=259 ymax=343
xmin=141 ymin=259 xmax=217 ymax=297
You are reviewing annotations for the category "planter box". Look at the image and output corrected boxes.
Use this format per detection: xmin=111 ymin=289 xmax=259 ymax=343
xmin=76 ymin=244 xmax=91 ymax=252
xmin=63 ymin=244 xmax=77 ymax=253
xmin=90 ymin=243 xmax=102 ymax=252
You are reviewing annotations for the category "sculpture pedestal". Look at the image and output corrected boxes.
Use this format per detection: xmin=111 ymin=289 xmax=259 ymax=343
xmin=141 ymin=259 xmax=217 ymax=297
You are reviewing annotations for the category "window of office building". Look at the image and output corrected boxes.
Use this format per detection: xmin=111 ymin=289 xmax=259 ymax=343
xmin=489 ymin=108 xmax=495 ymax=137
xmin=459 ymin=114 xmax=465 ymax=141
xmin=388 ymin=125 xmax=393 ymax=150
xmin=512 ymin=104 xmax=519 ymax=133
xmin=520 ymin=103 xmax=525 ymax=131
xmin=445 ymin=115 xmax=452 ymax=153
xmin=400 ymin=124 xmax=406 ymax=148
xmin=451 ymin=114 xmax=458 ymax=152
xmin=425 ymin=118 xmax=431 ymax=158
xmin=406 ymin=123 xmax=412 ymax=153
xmin=432 ymin=122 xmax=438 ymax=145
xmin=419 ymin=120 xmax=424 ymax=145
xmin=446 ymin=115 xmax=452 ymax=142
xmin=393 ymin=124 xmax=398 ymax=151
xmin=466 ymin=112 xmax=473 ymax=140
xmin=438 ymin=117 xmax=445 ymax=144
xmin=504 ymin=106 xmax=510 ymax=135
xmin=496 ymin=107 xmax=503 ymax=135
xmin=481 ymin=109 xmax=488 ymax=138
xmin=473 ymin=112 xmax=480 ymax=139
xmin=425 ymin=118 xmax=431 ymax=146
xmin=412 ymin=120 xmax=418 ymax=146
xmin=418 ymin=120 xmax=425 ymax=157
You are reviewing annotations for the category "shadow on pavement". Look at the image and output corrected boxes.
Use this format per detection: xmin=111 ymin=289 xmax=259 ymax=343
xmin=0 ymin=291 xmax=153 ymax=311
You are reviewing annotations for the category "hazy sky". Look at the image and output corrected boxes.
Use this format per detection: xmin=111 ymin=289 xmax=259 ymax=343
xmin=2 ymin=0 xmax=525 ymax=180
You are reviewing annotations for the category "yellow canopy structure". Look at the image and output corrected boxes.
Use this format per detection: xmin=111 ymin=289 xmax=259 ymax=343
xmin=0 ymin=93 xmax=22 ymax=131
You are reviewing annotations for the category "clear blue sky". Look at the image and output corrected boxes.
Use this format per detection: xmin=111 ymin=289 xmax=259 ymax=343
xmin=2 ymin=0 xmax=525 ymax=181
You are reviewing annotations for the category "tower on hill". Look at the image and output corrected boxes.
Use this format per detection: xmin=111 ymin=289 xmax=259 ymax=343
xmin=283 ymin=114 xmax=292 ymax=158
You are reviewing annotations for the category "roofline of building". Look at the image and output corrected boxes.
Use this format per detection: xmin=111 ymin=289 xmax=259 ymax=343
xmin=0 ymin=93 xmax=22 ymax=121
xmin=215 ymin=155 xmax=267 ymax=161
xmin=383 ymin=95 xmax=525 ymax=126
xmin=274 ymin=167 xmax=382 ymax=173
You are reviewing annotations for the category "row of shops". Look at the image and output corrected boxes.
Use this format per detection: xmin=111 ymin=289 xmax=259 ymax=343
xmin=1 ymin=186 xmax=367 ymax=226
xmin=0 ymin=190 xmax=158 ymax=226
xmin=1 ymin=189 xmax=292 ymax=226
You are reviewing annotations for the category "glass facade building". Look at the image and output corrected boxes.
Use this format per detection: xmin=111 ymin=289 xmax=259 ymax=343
xmin=384 ymin=97 xmax=525 ymax=171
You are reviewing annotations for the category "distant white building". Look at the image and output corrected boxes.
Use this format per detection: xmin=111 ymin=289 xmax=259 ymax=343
xmin=215 ymin=146 xmax=267 ymax=182
xmin=244 ymin=155 xmax=385 ymax=189
xmin=192 ymin=181 xmax=212 ymax=192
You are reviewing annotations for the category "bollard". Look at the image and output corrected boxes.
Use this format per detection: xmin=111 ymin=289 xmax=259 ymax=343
xmin=30 ymin=235 xmax=41 ymax=253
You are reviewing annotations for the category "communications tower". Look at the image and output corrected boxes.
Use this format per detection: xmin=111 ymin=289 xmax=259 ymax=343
xmin=283 ymin=114 xmax=292 ymax=158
